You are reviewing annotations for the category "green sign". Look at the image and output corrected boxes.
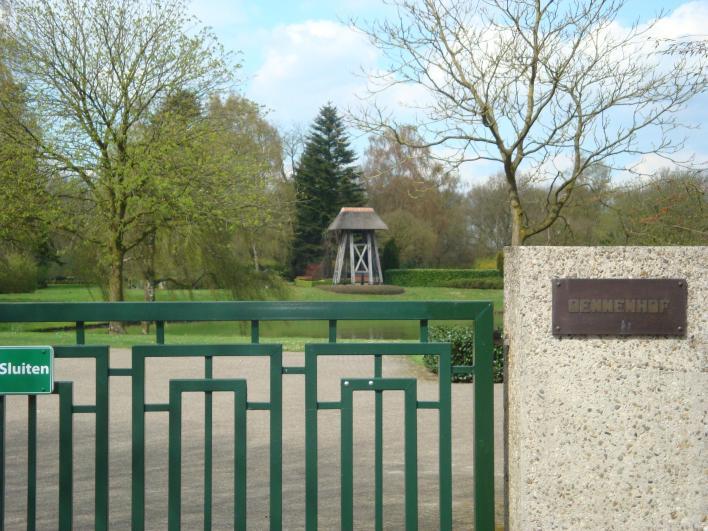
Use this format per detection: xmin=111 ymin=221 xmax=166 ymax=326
xmin=0 ymin=346 xmax=54 ymax=395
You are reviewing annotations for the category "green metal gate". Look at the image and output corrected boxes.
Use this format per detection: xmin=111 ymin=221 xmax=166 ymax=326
xmin=0 ymin=301 xmax=495 ymax=530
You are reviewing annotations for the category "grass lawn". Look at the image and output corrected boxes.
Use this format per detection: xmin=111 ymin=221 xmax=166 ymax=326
xmin=0 ymin=284 xmax=503 ymax=350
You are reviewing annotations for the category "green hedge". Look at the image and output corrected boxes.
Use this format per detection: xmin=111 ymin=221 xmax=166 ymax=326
xmin=317 ymin=284 xmax=405 ymax=295
xmin=384 ymin=268 xmax=501 ymax=287
xmin=423 ymin=325 xmax=504 ymax=383
xmin=294 ymin=277 xmax=331 ymax=287
xmin=0 ymin=253 xmax=39 ymax=294
xmin=441 ymin=277 xmax=504 ymax=290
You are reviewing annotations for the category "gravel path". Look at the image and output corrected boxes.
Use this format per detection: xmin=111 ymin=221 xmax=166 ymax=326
xmin=3 ymin=348 xmax=504 ymax=529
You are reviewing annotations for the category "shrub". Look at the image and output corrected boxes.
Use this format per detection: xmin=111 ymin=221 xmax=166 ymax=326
xmin=258 ymin=258 xmax=289 ymax=278
xmin=473 ymin=256 xmax=498 ymax=269
xmin=0 ymin=252 xmax=39 ymax=293
xmin=384 ymin=268 xmax=501 ymax=287
xmin=496 ymin=251 xmax=504 ymax=277
xmin=317 ymin=284 xmax=405 ymax=295
xmin=304 ymin=263 xmax=324 ymax=280
xmin=381 ymin=239 xmax=400 ymax=270
xmin=442 ymin=277 xmax=504 ymax=289
xmin=207 ymin=259 xmax=290 ymax=300
xmin=423 ymin=325 xmax=504 ymax=383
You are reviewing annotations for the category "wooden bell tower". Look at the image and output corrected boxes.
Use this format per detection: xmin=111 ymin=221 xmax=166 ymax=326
xmin=327 ymin=207 xmax=388 ymax=285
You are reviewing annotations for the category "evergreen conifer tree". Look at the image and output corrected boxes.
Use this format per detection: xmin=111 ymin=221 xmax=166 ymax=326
xmin=290 ymin=104 xmax=365 ymax=276
xmin=381 ymin=239 xmax=400 ymax=271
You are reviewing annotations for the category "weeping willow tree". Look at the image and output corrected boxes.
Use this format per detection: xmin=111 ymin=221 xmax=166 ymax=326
xmin=0 ymin=54 xmax=50 ymax=254
xmin=126 ymin=92 xmax=292 ymax=314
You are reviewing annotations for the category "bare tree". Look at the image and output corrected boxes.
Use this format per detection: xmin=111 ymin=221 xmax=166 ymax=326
xmin=2 ymin=0 xmax=233 ymax=330
xmin=280 ymin=124 xmax=306 ymax=180
xmin=656 ymin=34 xmax=708 ymax=58
xmin=363 ymin=126 xmax=475 ymax=266
xmin=467 ymin=174 xmax=513 ymax=253
xmin=354 ymin=0 xmax=707 ymax=244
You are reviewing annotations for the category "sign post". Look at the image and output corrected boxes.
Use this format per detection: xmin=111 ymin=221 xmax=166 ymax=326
xmin=0 ymin=346 xmax=54 ymax=394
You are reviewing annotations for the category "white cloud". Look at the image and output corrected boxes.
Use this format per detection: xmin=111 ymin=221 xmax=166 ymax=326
xmin=617 ymin=150 xmax=708 ymax=181
xmin=248 ymin=20 xmax=378 ymax=125
xmin=630 ymin=153 xmax=678 ymax=175
xmin=246 ymin=19 xmax=435 ymax=130
xmin=239 ymin=2 xmax=707 ymax=180
xmin=648 ymin=1 xmax=708 ymax=39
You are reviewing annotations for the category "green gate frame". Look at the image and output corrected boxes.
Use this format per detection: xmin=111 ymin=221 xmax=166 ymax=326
xmin=0 ymin=301 xmax=495 ymax=530
xmin=340 ymin=377 xmax=419 ymax=531
xmin=304 ymin=342 xmax=453 ymax=530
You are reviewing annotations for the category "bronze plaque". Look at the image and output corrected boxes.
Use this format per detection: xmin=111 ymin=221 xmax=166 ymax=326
xmin=552 ymin=279 xmax=687 ymax=336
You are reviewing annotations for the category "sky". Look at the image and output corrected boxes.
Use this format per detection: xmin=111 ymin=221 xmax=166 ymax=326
xmin=188 ymin=0 xmax=708 ymax=185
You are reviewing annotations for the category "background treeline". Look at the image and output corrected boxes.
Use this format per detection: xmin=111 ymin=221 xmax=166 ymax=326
xmin=467 ymin=167 xmax=707 ymax=255
xmin=1 ymin=67 xmax=705 ymax=297
xmin=0 ymin=0 xmax=705 ymax=301
xmin=3 ymin=93 xmax=704 ymax=297
xmin=366 ymin=129 xmax=706 ymax=264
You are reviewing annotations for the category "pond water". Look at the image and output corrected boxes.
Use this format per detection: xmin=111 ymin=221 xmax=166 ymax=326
xmin=0 ymin=319 xmax=478 ymax=344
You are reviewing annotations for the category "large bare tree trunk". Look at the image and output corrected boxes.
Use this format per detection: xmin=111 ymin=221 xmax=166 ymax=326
xmin=510 ymin=213 xmax=522 ymax=246
xmin=108 ymin=243 xmax=125 ymax=334
xmin=509 ymin=192 xmax=525 ymax=246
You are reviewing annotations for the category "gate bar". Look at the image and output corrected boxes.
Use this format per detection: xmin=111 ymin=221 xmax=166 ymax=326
xmin=57 ymin=382 xmax=73 ymax=531
xmin=251 ymin=320 xmax=259 ymax=343
xmin=374 ymin=354 xmax=383 ymax=531
xmin=167 ymin=379 xmax=248 ymax=531
xmin=305 ymin=343 xmax=453 ymax=530
xmin=76 ymin=321 xmax=85 ymax=344
xmin=474 ymin=304 xmax=495 ymax=530
xmin=340 ymin=378 xmax=418 ymax=531
xmin=204 ymin=357 xmax=213 ymax=531
xmin=0 ymin=301 xmax=491 ymax=322
xmin=156 ymin=321 xmax=165 ymax=344
xmin=328 ymin=320 xmax=337 ymax=342
xmin=0 ymin=396 xmax=4 ymax=531
xmin=27 ymin=396 xmax=37 ymax=531
xmin=269 ymin=351 xmax=283 ymax=529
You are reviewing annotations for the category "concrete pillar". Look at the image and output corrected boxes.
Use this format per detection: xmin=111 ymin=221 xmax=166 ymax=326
xmin=504 ymin=246 xmax=706 ymax=529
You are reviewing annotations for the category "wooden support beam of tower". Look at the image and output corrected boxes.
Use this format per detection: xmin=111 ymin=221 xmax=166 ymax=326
xmin=366 ymin=231 xmax=374 ymax=285
xmin=349 ymin=231 xmax=355 ymax=284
